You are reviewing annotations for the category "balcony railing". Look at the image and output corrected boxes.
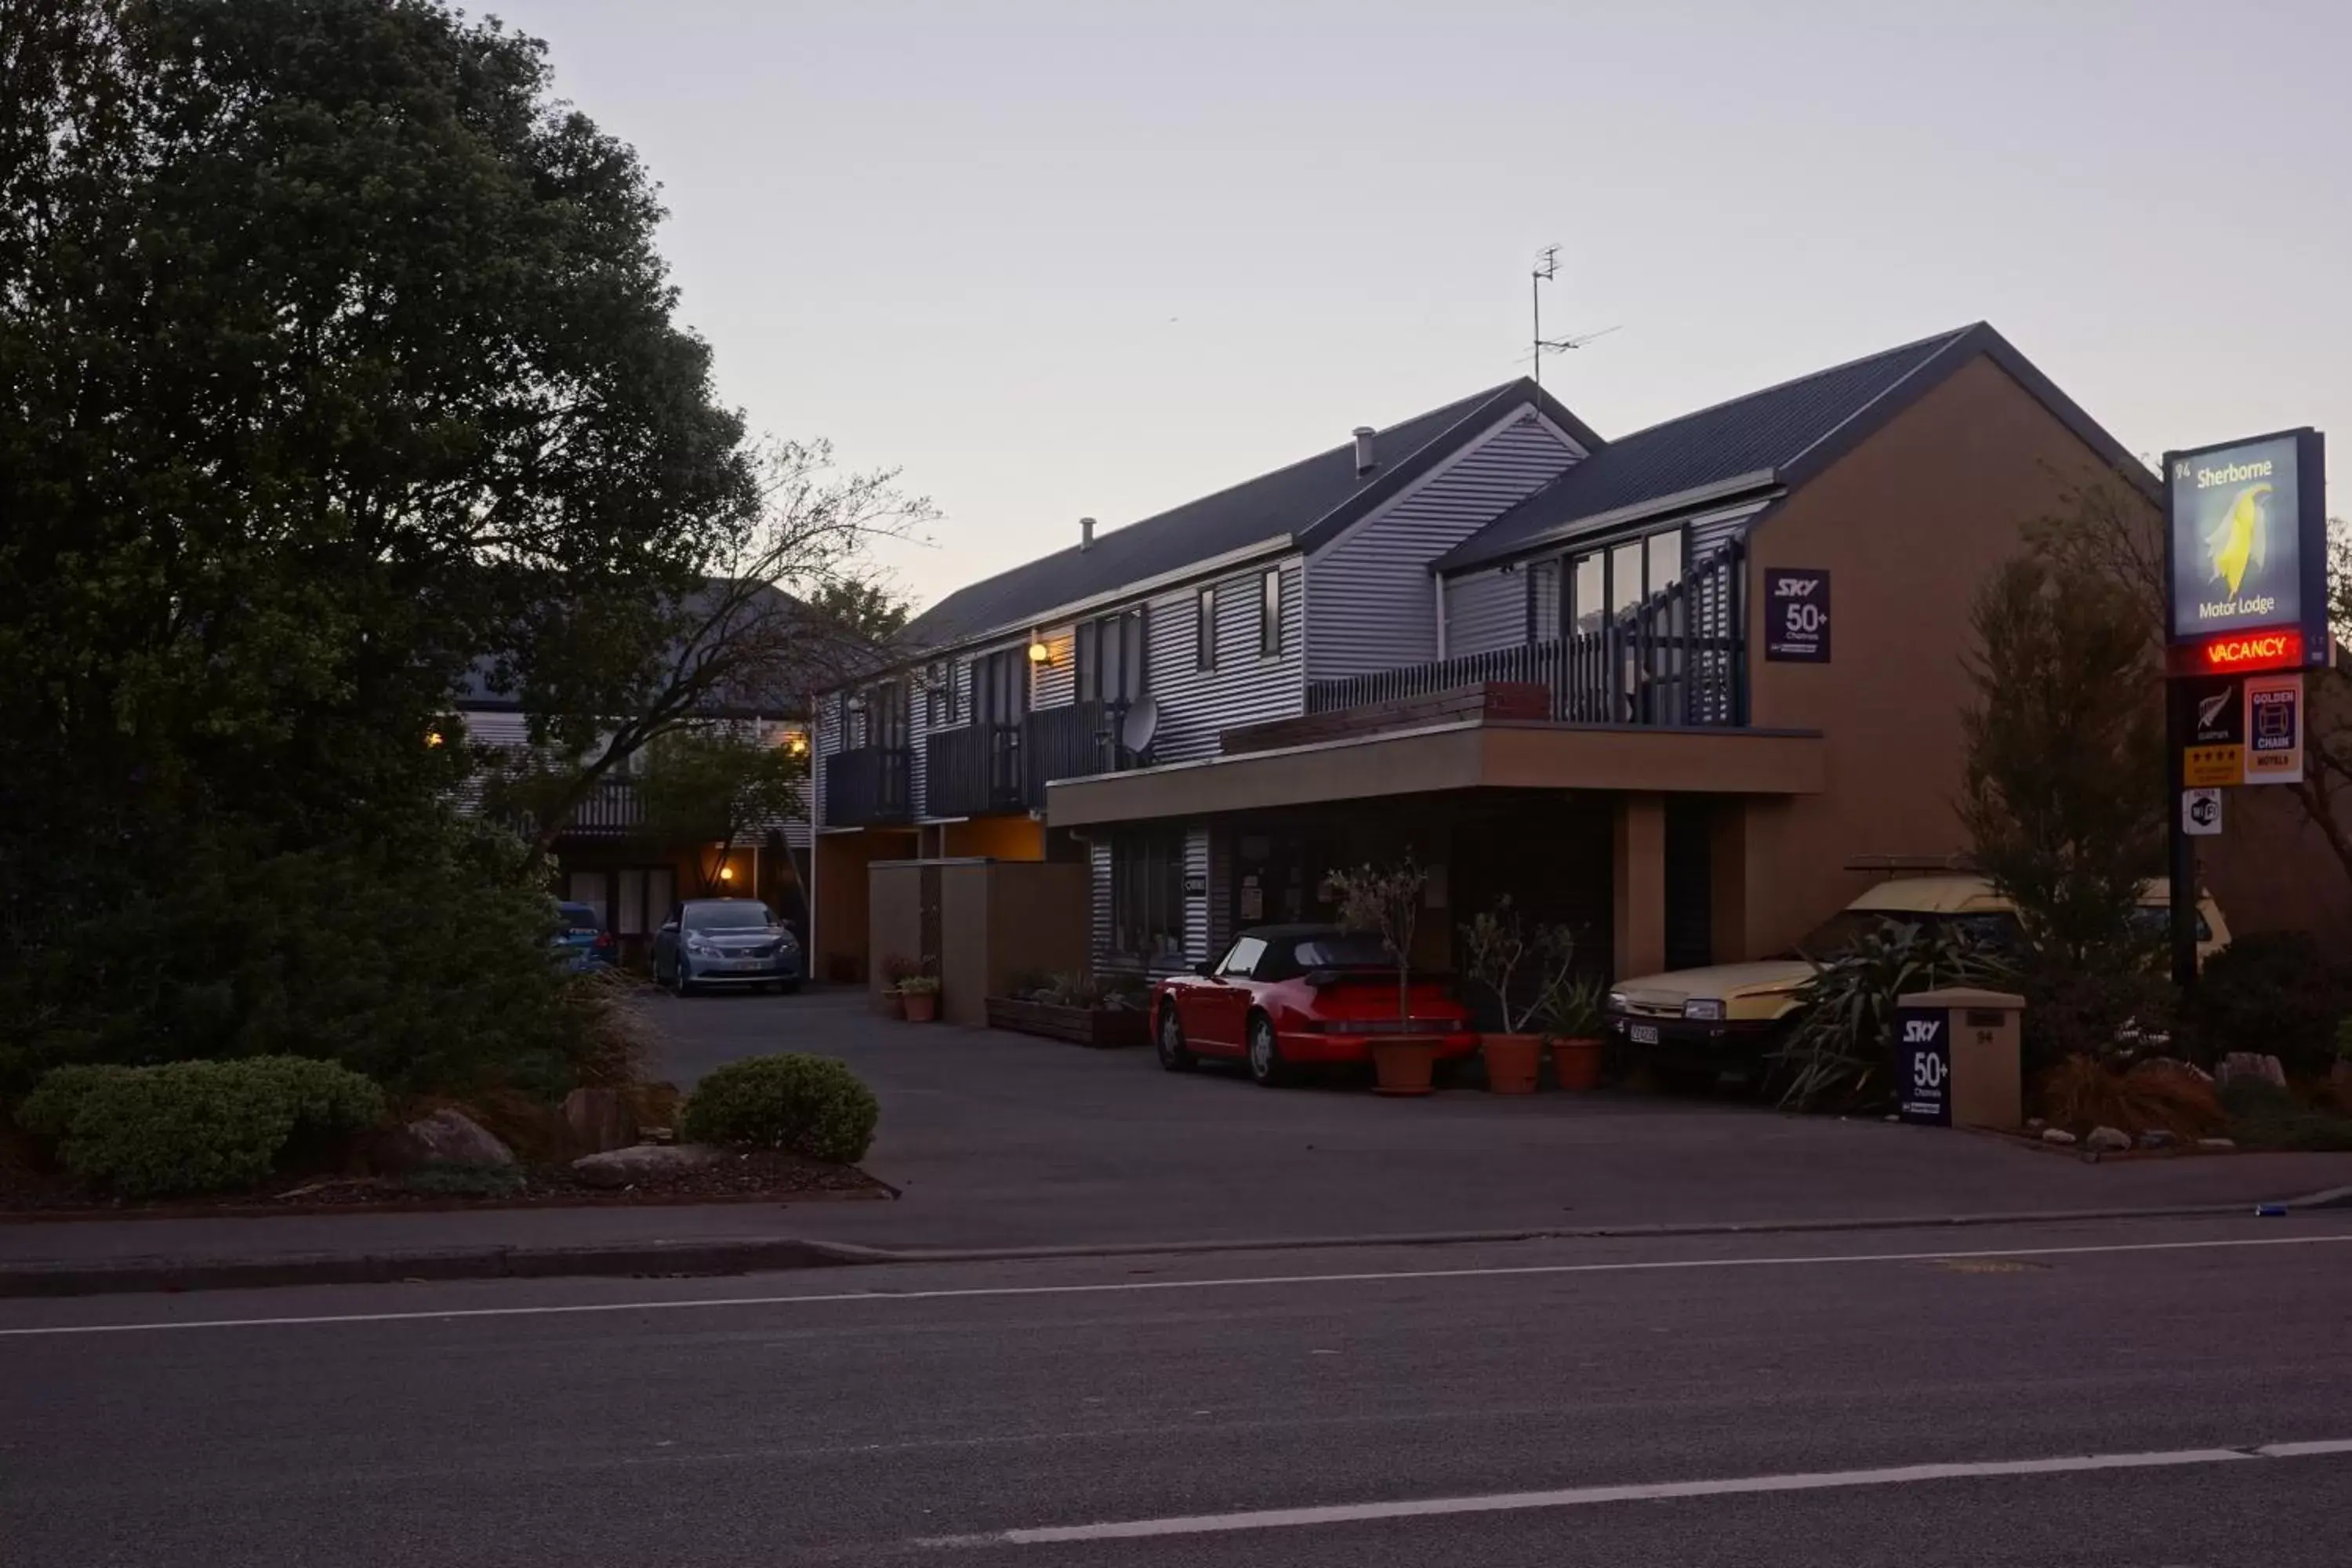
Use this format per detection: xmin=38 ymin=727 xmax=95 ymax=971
xmin=559 ymin=777 xmax=648 ymax=837
xmin=1308 ymin=539 xmax=1749 ymax=728
xmin=922 ymin=701 xmax=1137 ymax=818
xmin=823 ymin=744 xmax=911 ymax=826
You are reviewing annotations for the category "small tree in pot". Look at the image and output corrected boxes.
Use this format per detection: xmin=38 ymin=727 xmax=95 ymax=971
xmin=1539 ymin=975 xmax=1610 ymax=1091
xmin=1322 ymin=856 xmax=1439 ymax=1095
xmin=1461 ymin=897 xmax=1577 ymax=1094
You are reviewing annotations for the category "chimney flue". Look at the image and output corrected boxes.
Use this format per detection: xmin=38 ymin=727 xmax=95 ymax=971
xmin=1352 ymin=426 xmax=1377 ymax=477
xmin=1079 ymin=516 xmax=1097 ymax=552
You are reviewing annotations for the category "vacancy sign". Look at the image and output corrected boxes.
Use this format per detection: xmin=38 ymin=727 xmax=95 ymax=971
xmin=2244 ymin=673 xmax=2305 ymax=784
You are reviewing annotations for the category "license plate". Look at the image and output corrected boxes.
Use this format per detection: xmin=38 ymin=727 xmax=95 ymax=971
xmin=1630 ymin=1023 xmax=1660 ymax=1045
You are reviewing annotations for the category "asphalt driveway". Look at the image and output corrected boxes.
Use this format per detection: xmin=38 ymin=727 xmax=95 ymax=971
xmin=646 ymin=988 xmax=2352 ymax=1251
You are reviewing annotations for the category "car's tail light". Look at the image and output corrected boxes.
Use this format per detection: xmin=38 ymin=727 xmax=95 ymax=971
xmin=594 ymin=931 xmax=615 ymax=950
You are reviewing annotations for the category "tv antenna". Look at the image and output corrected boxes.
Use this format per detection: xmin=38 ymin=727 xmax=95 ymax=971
xmin=1530 ymin=245 xmax=1621 ymax=386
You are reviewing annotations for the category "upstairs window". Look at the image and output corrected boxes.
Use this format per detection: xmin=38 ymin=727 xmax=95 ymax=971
xmin=1076 ymin=608 xmax=1146 ymax=705
xmin=1566 ymin=526 xmax=1686 ymax=637
xmin=1259 ymin=568 xmax=1282 ymax=658
xmin=1196 ymin=586 xmax=1217 ymax=672
xmin=926 ymin=661 xmax=960 ymax=728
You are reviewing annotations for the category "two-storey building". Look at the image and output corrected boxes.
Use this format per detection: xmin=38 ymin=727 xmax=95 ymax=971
xmin=811 ymin=322 xmax=2161 ymax=989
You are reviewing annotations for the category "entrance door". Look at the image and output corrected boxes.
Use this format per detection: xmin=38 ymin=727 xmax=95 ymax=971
xmin=1664 ymin=799 xmax=1713 ymax=971
xmin=1232 ymin=832 xmax=1317 ymax=935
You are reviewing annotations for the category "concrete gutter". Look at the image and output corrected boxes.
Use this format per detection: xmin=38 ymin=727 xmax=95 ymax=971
xmin=6 ymin=1185 xmax=2348 ymax=1298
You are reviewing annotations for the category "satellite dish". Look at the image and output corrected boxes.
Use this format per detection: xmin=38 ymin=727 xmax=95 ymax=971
xmin=1120 ymin=695 xmax=1160 ymax=756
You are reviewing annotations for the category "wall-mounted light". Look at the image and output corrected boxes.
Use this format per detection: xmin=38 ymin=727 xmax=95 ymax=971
xmin=1027 ymin=637 xmax=1053 ymax=666
xmin=718 ymin=863 xmax=735 ymax=882
xmin=782 ymin=730 xmax=809 ymax=757
xmin=424 ymin=729 xmax=445 ymax=749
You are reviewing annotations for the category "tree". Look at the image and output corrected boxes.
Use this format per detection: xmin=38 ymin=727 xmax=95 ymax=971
xmin=1322 ymin=857 xmax=1428 ymax=1025
xmin=2029 ymin=478 xmax=2352 ymax=895
xmin=0 ymin=1 xmax=777 ymax=1086
xmin=1959 ymin=555 xmax=2165 ymax=966
xmin=806 ymin=575 xmax=915 ymax=644
xmin=633 ymin=729 xmax=808 ymax=897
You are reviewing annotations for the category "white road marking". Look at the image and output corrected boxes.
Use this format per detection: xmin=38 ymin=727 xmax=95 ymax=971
xmin=2 ymin=1230 xmax=2345 ymax=1340
xmin=919 ymin=1440 xmax=2352 ymax=1546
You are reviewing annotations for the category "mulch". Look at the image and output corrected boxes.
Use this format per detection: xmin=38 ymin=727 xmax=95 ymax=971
xmin=0 ymin=1147 xmax=894 ymax=1221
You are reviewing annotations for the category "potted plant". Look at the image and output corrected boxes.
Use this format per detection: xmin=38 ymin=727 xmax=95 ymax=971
xmin=880 ymin=952 xmax=920 ymax=1019
xmin=1540 ymin=975 xmax=1609 ymax=1091
xmin=1322 ymin=855 xmax=1442 ymax=1096
xmin=898 ymin=974 xmax=941 ymax=1023
xmin=1461 ymin=897 xmax=1577 ymax=1094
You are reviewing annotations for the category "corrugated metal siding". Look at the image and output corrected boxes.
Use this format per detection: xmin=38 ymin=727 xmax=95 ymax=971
xmin=813 ymin=691 xmax=843 ymax=829
xmin=1443 ymin=568 xmax=1527 ymax=658
xmin=1528 ymin=559 xmax=1561 ymax=641
xmin=1303 ymin=412 xmax=1580 ymax=681
xmin=1207 ymin=827 xmax=1234 ymax=958
xmin=1088 ymin=837 xmax=1112 ymax=968
xmin=1183 ymin=826 xmax=1211 ymax=963
xmin=1142 ymin=556 xmax=1306 ymax=765
xmin=1033 ymin=625 xmax=1075 ymax=710
xmin=1688 ymin=499 xmax=1770 ymax=560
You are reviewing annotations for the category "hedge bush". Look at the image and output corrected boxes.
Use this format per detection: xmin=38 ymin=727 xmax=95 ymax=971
xmin=680 ymin=1054 xmax=878 ymax=1163
xmin=2187 ymin=931 xmax=2350 ymax=1077
xmin=16 ymin=1056 xmax=386 ymax=1197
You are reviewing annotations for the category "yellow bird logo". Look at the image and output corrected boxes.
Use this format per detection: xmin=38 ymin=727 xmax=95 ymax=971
xmin=2205 ymin=482 xmax=2271 ymax=598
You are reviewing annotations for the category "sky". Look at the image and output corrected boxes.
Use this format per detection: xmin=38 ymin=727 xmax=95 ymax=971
xmin=488 ymin=0 xmax=2350 ymax=612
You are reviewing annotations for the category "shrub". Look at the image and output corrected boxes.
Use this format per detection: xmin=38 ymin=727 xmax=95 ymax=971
xmin=2017 ymin=955 xmax=2179 ymax=1077
xmin=680 ymin=1054 xmax=879 ymax=1163
xmin=2035 ymin=1054 xmax=2224 ymax=1139
xmin=2187 ymin=931 xmax=2352 ymax=1077
xmin=17 ymin=1056 xmax=386 ymax=1197
xmin=2220 ymin=1073 xmax=2352 ymax=1152
xmin=1775 ymin=919 xmax=2008 ymax=1112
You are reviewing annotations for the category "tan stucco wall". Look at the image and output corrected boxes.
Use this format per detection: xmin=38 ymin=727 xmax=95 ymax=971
xmin=867 ymin=860 xmax=927 ymax=996
xmin=1738 ymin=353 xmax=2143 ymax=959
xmin=816 ymin=829 xmax=913 ymax=984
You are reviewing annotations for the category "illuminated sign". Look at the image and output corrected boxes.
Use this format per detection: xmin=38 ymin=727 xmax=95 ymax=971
xmin=2164 ymin=430 xmax=2326 ymax=665
xmin=2244 ymin=673 xmax=2304 ymax=784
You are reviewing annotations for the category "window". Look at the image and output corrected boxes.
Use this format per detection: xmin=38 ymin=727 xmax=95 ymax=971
xmin=976 ymin=647 xmax=1027 ymax=727
xmin=862 ymin=680 xmax=907 ymax=749
xmin=1259 ymin=568 xmax=1282 ymax=657
xmin=1217 ymin=935 xmax=1268 ymax=978
xmin=1076 ymin=608 xmax=1146 ymax=705
xmin=1196 ymin=586 xmax=1217 ymax=671
xmin=927 ymin=660 xmax=960 ymax=728
xmin=1565 ymin=526 xmax=1689 ymax=637
xmin=1111 ymin=828 xmax=1188 ymax=964
xmin=1571 ymin=553 xmax=1606 ymax=636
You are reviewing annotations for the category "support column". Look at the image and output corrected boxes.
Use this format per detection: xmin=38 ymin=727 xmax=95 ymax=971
xmin=1613 ymin=793 xmax=1667 ymax=981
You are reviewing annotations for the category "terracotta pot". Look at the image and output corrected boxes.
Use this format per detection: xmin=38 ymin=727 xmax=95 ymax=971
xmin=902 ymin=992 xmax=938 ymax=1023
xmin=1481 ymin=1033 xmax=1543 ymax=1094
xmin=1549 ymin=1035 xmax=1604 ymax=1091
xmin=1370 ymin=1035 xmax=1444 ymax=1097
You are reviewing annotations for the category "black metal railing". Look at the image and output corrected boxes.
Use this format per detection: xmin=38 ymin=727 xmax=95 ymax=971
xmin=1025 ymin=700 xmax=1131 ymax=799
xmin=823 ymin=744 xmax=911 ymax=826
xmin=1308 ymin=539 xmax=1749 ymax=728
xmin=925 ymin=722 xmax=1022 ymax=818
xmin=560 ymin=777 xmax=648 ymax=837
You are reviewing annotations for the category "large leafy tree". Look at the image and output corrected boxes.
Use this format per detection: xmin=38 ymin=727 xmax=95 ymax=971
xmin=0 ymin=1 xmax=764 ymax=1083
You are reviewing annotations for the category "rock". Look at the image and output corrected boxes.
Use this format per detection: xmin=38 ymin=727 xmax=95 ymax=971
xmin=2217 ymin=1052 xmax=2288 ymax=1089
xmin=571 ymin=1142 xmax=721 ymax=1189
xmin=560 ymin=1087 xmax=639 ymax=1156
xmin=395 ymin=1108 xmax=514 ymax=1169
xmin=2198 ymin=1136 xmax=2238 ymax=1151
xmin=2084 ymin=1125 xmax=2132 ymax=1152
xmin=2139 ymin=1128 xmax=2179 ymax=1149
xmin=2024 ymin=1117 xmax=2047 ymax=1134
xmin=2041 ymin=1127 xmax=2078 ymax=1146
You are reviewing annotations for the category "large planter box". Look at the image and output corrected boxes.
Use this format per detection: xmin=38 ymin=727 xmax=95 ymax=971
xmin=985 ymin=996 xmax=1151 ymax=1049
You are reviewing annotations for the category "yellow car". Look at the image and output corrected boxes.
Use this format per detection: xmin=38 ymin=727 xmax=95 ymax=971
xmin=1605 ymin=875 xmax=2230 ymax=1079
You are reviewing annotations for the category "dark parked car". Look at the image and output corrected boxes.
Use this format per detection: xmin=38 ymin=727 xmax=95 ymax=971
xmin=553 ymin=902 xmax=616 ymax=973
xmin=1149 ymin=924 xmax=1475 ymax=1086
xmin=651 ymin=898 xmax=803 ymax=996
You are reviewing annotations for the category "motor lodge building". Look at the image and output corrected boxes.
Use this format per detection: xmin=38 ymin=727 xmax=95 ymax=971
xmin=808 ymin=322 xmax=2297 ymax=1009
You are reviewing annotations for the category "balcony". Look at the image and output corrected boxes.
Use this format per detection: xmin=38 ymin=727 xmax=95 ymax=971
xmin=1305 ymin=539 xmax=1749 ymax=729
xmin=557 ymin=777 xmax=648 ymax=837
xmin=824 ymin=744 xmax=911 ymax=827
xmin=924 ymin=702 xmax=1138 ymax=819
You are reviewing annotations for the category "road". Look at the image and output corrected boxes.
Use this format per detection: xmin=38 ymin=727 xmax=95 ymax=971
xmin=6 ymin=1212 xmax=2350 ymax=1565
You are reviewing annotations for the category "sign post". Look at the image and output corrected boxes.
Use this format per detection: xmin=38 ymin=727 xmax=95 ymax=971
xmin=2161 ymin=428 xmax=2328 ymax=987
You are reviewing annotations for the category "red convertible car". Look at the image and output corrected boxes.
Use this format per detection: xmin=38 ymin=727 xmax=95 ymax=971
xmin=1150 ymin=924 xmax=1478 ymax=1086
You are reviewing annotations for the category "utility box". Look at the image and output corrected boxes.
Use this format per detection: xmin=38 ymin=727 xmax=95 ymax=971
xmin=1893 ymin=987 xmax=2026 ymax=1130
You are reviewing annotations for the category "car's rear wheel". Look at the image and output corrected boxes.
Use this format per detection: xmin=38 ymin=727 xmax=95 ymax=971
xmin=1246 ymin=1012 xmax=1291 ymax=1087
xmin=1156 ymin=1004 xmax=1196 ymax=1073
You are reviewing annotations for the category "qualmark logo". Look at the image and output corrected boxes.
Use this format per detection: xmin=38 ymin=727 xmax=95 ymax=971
xmin=2197 ymin=689 xmax=2233 ymax=730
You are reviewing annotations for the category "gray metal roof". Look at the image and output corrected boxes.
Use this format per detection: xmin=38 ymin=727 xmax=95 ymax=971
xmin=898 ymin=379 xmax=1602 ymax=649
xmin=1436 ymin=321 xmax=2149 ymax=572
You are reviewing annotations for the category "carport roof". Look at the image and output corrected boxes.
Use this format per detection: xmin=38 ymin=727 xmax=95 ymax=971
xmin=1436 ymin=321 xmax=2152 ymax=572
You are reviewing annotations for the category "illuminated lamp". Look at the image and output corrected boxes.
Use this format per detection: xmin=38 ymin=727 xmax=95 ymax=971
xmin=1027 ymin=637 xmax=1052 ymax=666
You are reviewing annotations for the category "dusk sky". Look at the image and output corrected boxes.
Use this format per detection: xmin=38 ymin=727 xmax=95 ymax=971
xmin=492 ymin=0 xmax=2350 ymax=610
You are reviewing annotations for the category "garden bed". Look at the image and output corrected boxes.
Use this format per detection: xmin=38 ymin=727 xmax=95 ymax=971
xmin=0 ymin=1148 xmax=893 ymax=1220
xmin=985 ymin=996 xmax=1150 ymax=1048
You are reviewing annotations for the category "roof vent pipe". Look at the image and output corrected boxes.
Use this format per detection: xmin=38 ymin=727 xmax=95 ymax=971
xmin=1079 ymin=516 xmax=1096 ymax=552
xmin=1352 ymin=426 xmax=1377 ymax=477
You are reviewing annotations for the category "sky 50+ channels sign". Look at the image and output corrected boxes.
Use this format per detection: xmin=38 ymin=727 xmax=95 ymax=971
xmin=2164 ymin=428 xmax=2327 ymax=676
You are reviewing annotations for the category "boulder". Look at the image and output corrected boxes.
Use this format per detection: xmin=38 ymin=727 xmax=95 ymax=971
xmin=2024 ymin=1117 xmax=2047 ymax=1134
xmin=571 ymin=1142 xmax=722 ymax=1189
xmin=2041 ymin=1127 xmax=2078 ymax=1146
xmin=2198 ymin=1136 xmax=2238 ymax=1151
xmin=2139 ymin=1128 xmax=2179 ymax=1150
xmin=393 ymin=1108 xmax=514 ymax=1169
xmin=2217 ymin=1052 xmax=2288 ymax=1089
xmin=2084 ymin=1125 xmax=2132 ymax=1152
xmin=560 ymin=1087 xmax=639 ymax=1156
